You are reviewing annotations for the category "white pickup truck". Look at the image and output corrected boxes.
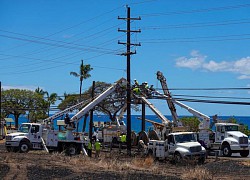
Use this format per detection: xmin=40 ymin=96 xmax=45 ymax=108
xmin=146 ymin=132 xmax=206 ymax=164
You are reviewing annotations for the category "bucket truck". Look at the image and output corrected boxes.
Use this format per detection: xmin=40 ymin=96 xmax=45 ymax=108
xmin=5 ymin=78 xmax=126 ymax=155
xmin=133 ymin=92 xmax=206 ymax=163
xmin=156 ymin=71 xmax=250 ymax=157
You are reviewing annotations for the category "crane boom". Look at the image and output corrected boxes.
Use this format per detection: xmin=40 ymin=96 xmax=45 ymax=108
xmin=43 ymin=98 xmax=92 ymax=124
xmin=156 ymin=71 xmax=179 ymax=125
xmin=140 ymin=97 xmax=170 ymax=125
xmin=171 ymin=99 xmax=210 ymax=130
xmin=70 ymin=78 xmax=126 ymax=123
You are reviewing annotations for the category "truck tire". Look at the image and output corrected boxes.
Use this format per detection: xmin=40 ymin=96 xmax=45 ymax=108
xmin=65 ymin=144 xmax=77 ymax=156
xmin=174 ymin=152 xmax=182 ymax=164
xmin=240 ymin=150 xmax=249 ymax=157
xmin=222 ymin=145 xmax=232 ymax=157
xmin=198 ymin=156 xmax=205 ymax=164
xmin=6 ymin=147 xmax=18 ymax=152
xmin=19 ymin=142 xmax=30 ymax=153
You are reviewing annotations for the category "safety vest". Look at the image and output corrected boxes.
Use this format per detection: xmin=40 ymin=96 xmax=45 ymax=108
xmin=121 ymin=135 xmax=126 ymax=143
xmin=95 ymin=142 xmax=101 ymax=151
xmin=88 ymin=142 xmax=92 ymax=150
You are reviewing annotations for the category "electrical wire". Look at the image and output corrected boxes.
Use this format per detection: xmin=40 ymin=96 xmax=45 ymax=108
xmin=142 ymin=18 xmax=250 ymax=30
xmin=141 ymin=3 xmax=250 ymax=17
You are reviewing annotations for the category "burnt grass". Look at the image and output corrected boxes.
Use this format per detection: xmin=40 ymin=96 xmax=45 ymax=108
xmin=0 ymin=141 xmax=249 ymax=180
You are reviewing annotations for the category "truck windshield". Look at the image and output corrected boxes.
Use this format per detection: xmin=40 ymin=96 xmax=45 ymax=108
xmin=174 ymin=134 xmax=197 ymax=143
xmin=18 ymin=124 xmax=31 ymax=133
xmin=225 ymin=125 xmax=238 ymax=131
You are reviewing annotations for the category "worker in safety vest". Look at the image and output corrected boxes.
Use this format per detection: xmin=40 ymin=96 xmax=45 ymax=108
xmin=119 ymin=133 xmax=126 ymax=152
xmin=87 ymin=141 xmax=92 ymax=157
xmin=94 ymin=139 xmax=101 ymax=158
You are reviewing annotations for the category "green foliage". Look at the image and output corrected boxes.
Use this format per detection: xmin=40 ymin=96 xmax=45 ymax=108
xmin=226 ymin=116 xmax=237 ymax=124
xmin=180 ymin=116 xmax=200 ymax=132
xmin=58 ymin=81 xmax=128 ymax=122
xmin=2 ymin=89 xmax=47 ymax=127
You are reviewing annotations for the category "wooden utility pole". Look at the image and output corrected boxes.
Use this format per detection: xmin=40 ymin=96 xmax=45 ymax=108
xmin=88 ymin=81 xmax=95 ymax=157
xmin=118 ymin=6 xmax=141 ymax=155
xmin=0 ymin=81 xmax=1 ymax=120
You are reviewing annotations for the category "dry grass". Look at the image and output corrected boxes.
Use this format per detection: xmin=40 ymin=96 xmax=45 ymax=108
xmin=181 ymin=166 xmax=213 ymax=180
xmin=239 ymin=160 xmax=250 ymax=167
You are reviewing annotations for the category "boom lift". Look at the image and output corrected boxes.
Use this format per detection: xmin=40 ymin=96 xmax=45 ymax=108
xmin=156 ymin=71 xmax=250 ymax=157
xmin=156 ymin=71 xmax=179 ymax=126
xmin=5 ymin=78 xmax=127 ymax=155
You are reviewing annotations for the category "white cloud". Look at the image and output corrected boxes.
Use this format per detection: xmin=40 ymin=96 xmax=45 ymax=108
xmin=175 ymin=51 xmax=250 ymax=79
xmin=175 ymin=50 xmax=206 ymax=69
xmin=2 ymin=85 xmax=38 ymax=91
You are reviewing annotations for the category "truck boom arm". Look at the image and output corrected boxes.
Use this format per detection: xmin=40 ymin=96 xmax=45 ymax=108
xmin=43 ymin=98 xmax=92 ymax=124
xmin=70 ymin=78 xmax=126 ymax=123
xmin=171 ymin=99 xmax=210 ymax=130
xmin=156 ymin=71 xmax=179 ymax=125
xmin=141 ymin=97 xmax=170 ymax=125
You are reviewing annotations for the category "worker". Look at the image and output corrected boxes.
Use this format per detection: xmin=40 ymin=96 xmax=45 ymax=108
xmin=134 ymin=79 xmax=139 ymax=87
xmin=119 ymin=133 xmax=126 ymax=152
xmin=132 ymin=87 xmax=140 ymax=95
xmin=87 ymin=141 xmax=92 ymax=157
xmin=64 ymin=114 xmax=70 ymax=126
xmin=94 ymin=139 xmax=101 ymax=158
xmin=144 ymin=82 xmax=149 ymax=89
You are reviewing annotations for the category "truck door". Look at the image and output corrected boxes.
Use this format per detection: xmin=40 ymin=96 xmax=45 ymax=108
xmin=215 ymin=125 xmax=225 ymax=143
xmin=29 ymin=125 xmax=42 ymax=145
xmin=167 ymin=135 xmax=176 ymax=155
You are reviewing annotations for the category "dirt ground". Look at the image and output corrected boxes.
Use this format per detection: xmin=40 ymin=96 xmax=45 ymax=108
xmin=0 ymin=140 xmax=249 ymax=180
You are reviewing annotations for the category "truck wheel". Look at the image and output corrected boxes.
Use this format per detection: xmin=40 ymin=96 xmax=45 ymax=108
xmin=19 ymin=142 xmax=30 ymax=153
xmin=222 ymin=145 xmax=232 ymax=157
xmin=174 ymin=152 xmax=182 ymax=164
xmin=66 ymin=144 xmax=77 ymax=156
xmin=6 ymin=147 xmax=13 ymax=152
xmin=198 ymin=157 xmax=205 ymax=164
xmin=240 ymin=150 xmax=249 ymax=157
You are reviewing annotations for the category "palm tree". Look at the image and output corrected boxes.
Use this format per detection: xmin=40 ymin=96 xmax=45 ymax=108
xmin=35 ymin=87 xmax=61 ymax=117
xmin=70 ymin=60 xmax=93 ymax=132
xmin=70 ymin=60 xmax=93 ymax=101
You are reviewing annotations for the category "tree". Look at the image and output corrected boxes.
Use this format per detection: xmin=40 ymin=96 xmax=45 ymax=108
xmin=91 ymin=81 xmax=126 ymax=122
xmin=180 ymin=117 xmax=200 ymax=132
xmin=35 ymin=87 xmax=61 ymax=117
xmin=1 ymin=89 xmax=46 ymax=128
xmin=57 ymin=81 xmax=128 ymax=131
xmin=70 ymin=60 xmax=93 ymax=100
xmin=70 ymin=60 xmax=93 ymax=131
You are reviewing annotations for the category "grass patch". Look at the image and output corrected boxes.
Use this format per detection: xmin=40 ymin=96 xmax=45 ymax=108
xmin=181 ymin=166 xmax=213 ymax=180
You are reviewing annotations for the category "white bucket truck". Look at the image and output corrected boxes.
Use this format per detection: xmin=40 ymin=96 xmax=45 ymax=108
xmin=145 ymin=132 xmax=206 ymax=163
xmin=5 ymin=78 xmax=126 ymax=155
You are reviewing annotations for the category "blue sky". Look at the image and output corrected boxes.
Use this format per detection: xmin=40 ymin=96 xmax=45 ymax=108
xmin=1 ymin=0 xmax=250 ymax=116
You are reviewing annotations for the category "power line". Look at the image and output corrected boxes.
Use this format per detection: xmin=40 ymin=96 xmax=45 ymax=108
xmin=141 ymin=33 xmax=250 ymax=43
xmin=156 ymin=87 xmax=250 ymax=91
xmin=141 ymin=3 xmax=250 ymax=17
xmin=142 ymin=18 xmax=250 ymax=30
xmin=0 ymin=34 xmax=121 ymax=54
xmin=172 ymin=94 xmax=250 ymax=100
xmin=174 ymin=97 xmax=250 ymax=106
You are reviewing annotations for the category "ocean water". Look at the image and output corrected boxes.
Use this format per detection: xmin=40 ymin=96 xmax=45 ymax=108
xmin=14 ymin=114 xmax=250 ymax=133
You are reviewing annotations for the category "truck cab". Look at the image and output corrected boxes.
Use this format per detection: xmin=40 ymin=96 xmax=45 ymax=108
xmin=5 ymin=123 xmax=43 ymax=153
xmin=212 ymin=123 xmax=249 ymax=157
xmin=147 ymin=132 xmax=206 ymax=164
xmin=167 ymin=132 xmax=206 ymax=163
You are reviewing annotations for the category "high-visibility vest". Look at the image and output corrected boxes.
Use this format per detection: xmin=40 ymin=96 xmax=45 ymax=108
xmin=88 ymin=142 xmax=92 ymax=150
xmin=95 ymin=142 xmax=101 ymax=151
xmin=121 ymin=135 xmax=126 ymax=143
